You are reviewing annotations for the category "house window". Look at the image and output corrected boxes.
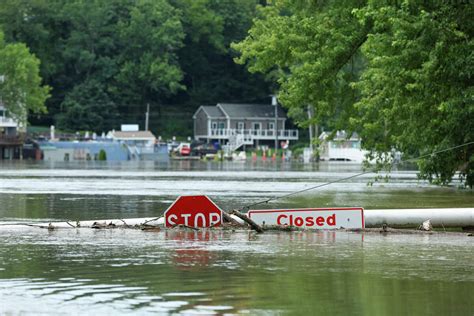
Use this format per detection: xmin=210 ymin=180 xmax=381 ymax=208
xmin=237 ymin=122 xmax=245 ymax=130
xmin=218 ymin=122 xmax=225 ymax=129
xmin=252 ymin=122 xmax=261 ymax=130
xmin=268 ymin=122 xmax=275 ymax=130
xmin=211 ymin=122 xmax=217 ymax=129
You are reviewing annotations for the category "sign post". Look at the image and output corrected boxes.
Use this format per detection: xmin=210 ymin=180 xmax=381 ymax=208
xmin=164 ymin=195 xmax=223 ymax=228
xmin=248 ymin=208 xmax=364 ymax=229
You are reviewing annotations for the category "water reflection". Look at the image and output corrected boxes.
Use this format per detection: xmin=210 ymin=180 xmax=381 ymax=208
xmin=167 ymin=230 xmax=219 ymax=270
xmin=0 ymin=226 xmax=473 ymax=314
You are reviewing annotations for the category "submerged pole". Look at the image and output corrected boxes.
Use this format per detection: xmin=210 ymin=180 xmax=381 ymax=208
xmin=364 ymin=208 xmax=474 ymax=228
xmin=10 ymin=208 xmax=474 ymax=230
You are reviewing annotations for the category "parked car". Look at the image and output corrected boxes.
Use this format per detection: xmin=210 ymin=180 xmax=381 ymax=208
xmin=191 ymin=142 xmax=219 ymax=157
xmin=176 ymin=142 xmax=191 ymax=156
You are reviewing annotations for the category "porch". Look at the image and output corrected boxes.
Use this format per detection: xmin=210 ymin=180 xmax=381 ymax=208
xmin=206 ymin=128 xmax=299 ymax=140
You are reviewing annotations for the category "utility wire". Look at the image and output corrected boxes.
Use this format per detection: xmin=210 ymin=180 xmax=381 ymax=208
xmin=2 ymin=142 xmax=472 ymax=226
xmin=239 ymin=141 xmax=474 ymax=211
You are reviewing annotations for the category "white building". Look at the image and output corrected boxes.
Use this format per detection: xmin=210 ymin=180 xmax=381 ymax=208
xmin=0 ymin=104 xmax=23 ymax=159
xmin=318 ymin=131 xmax=367 ymax=163
xmin=108 ymin=125 xmax=157 ymax=160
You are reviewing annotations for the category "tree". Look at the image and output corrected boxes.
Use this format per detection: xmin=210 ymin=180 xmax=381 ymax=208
xmin=170 ymin=0 xmax=271 ymax=106
xmin=233 ymin=0 xmax=367 ymax=127
xmin=56 ymin=79 xmax=117 ymax=132
xmin=0 ymin=30 xmax=50 ymax=124
xmin=233 ymin=1 xmax=473 ymax=187
xmin=0 ymin=0 xmax=185 ymax=132
xmin=0 ymin=0 xmax=273 ymax=135
xmin=352 ymin=2 xmax=474 ymax=186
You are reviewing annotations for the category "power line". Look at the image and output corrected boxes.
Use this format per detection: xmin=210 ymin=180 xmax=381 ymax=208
xmin=239 ymin=141 xmax=474 ymax=211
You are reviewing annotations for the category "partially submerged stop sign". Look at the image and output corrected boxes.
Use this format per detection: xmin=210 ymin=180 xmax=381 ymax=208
xmin=164 ymin=195 xmax=223 ymax=228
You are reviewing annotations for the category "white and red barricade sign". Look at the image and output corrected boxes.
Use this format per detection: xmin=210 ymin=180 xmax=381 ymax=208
xmin=247 ymin=207 xmax=364 ymax=229
xmin=164 ymin=195 xmax=223 ymax=228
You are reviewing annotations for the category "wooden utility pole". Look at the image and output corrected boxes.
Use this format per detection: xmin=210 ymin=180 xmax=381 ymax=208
xmin=307 ymin=105 xmax=313 ymax=151
xmin=272 ymin=95 xmax=278 ymax=152
xmin=145 ymin=103 xmax=150 ymax=131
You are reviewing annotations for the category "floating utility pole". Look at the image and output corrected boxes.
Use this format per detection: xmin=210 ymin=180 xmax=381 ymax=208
xmin=145 ymin=103 xmax=150 ymax=131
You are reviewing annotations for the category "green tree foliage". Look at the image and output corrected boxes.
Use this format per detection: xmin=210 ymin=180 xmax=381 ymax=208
xmin=234 ymin=0 xmax=474 ymax=187
xmin=56 ymin=79 xmax=117 ymax=132
xmin=0 ymin=30 xmax=50 ymax=124
xmin=233 ymin=0 xmax=368 ymax=127
xmin=352 ymin=2 xmax=474 ymax=186
xmin=98 ymin=149 xmax=107 ymax=161
xmin=0 ymin=0 xmax=270 ymax=136
xmin=170 ymin=0 xmax=270 ymax=107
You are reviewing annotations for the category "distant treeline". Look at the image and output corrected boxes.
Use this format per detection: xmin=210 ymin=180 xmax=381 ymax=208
xmin=0 ymin=0 xmax=271 ymax=135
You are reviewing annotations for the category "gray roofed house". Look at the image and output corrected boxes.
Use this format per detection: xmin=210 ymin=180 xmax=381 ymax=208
xmin=199 ymin=105 xmax=226 ymax=118
xmin=217 ymin=103 xmax=287 ymax=119
xmin=193 ymin=103 xmax=298 ymax=151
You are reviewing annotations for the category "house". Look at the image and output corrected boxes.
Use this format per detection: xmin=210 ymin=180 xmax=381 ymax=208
xmin=109 ymin=130 xmax=156 ymax=147
xmin=107 ymin=125 xmax=168 ymax=161
xmin=318 ymin=131 xmax=367 ymax=162
xmin=193 ymin=103 xmax=298 ymax=150
xmin=0 ymin=104 xmax=23 ymax=160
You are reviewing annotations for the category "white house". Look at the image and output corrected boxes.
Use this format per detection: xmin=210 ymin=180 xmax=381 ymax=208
xmin=318 ymin=131 xmax=367 ymax=162
xmin=107 ymin=125 xmax=158 ymax=159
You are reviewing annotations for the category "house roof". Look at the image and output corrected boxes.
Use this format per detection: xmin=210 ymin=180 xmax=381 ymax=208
xmin=193 ymin=106 xmax=225 ymax=119
xmin=112 ymin=131 xmax=156 ymax=140
xmin=217 ymin=103 xmax=287 ymax=119
xmin=201 ymin=106 xmax=225 ymax=118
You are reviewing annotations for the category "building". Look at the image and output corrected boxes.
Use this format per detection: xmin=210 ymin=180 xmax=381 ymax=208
xmin=41 ymin=141 xmax=130 ymax=161
xmin=0 ymin=104 xmax=23 ymax=160
xmin=318 ymin=131 xmax=367 ymax=162
xmin=108 ymin=128 xmax=160 ymax=160
xmin=39 ymin=123 xmax=168 ymax=162
xmin=193 ymin=103 xmax=298 ymax=151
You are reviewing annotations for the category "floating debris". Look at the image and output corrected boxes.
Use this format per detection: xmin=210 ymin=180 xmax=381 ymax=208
xmin=419 ymin=219 xmax=433 ymax=231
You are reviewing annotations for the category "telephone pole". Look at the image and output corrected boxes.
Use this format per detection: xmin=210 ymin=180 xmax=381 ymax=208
xmin=145 ymin=103 xmax=150 ymax=131
xmin=272 ymin=95 xmax=278 ymax=152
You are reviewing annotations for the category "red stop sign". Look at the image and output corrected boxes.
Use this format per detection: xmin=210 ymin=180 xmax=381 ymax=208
xmin=164 ymin=195 xmax=223 ymax=228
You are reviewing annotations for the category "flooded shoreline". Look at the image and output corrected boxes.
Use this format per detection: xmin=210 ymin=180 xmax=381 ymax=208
xmin=0 ymin=161 xmax=473 ymax=315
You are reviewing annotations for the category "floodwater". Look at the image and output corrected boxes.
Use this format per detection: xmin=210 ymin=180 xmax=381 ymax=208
xmin=0 ymin=160 xmax=473 ymax=315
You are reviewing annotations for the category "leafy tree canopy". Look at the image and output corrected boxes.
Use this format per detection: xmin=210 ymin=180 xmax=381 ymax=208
xmin=0 ymin=30 xmax=50 ymax=124
xmin=233 ymin=0 xmax=474 ymax=187
xmin=0 ymin=0 xmax=270 ymax=136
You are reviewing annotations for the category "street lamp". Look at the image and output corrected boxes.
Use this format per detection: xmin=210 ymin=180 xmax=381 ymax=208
xmin=271 ymin=95 xmax=278 ymax=152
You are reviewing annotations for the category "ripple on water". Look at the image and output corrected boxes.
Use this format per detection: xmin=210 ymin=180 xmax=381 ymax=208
xmin=0 ymin=278 xmax=224 ymax=315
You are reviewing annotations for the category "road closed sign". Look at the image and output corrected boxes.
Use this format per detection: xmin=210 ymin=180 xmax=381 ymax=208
xmin=248 ymin=208 xmax=364 ymax=229
xmin=164 ymin=195 xmax=223 ymax=228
